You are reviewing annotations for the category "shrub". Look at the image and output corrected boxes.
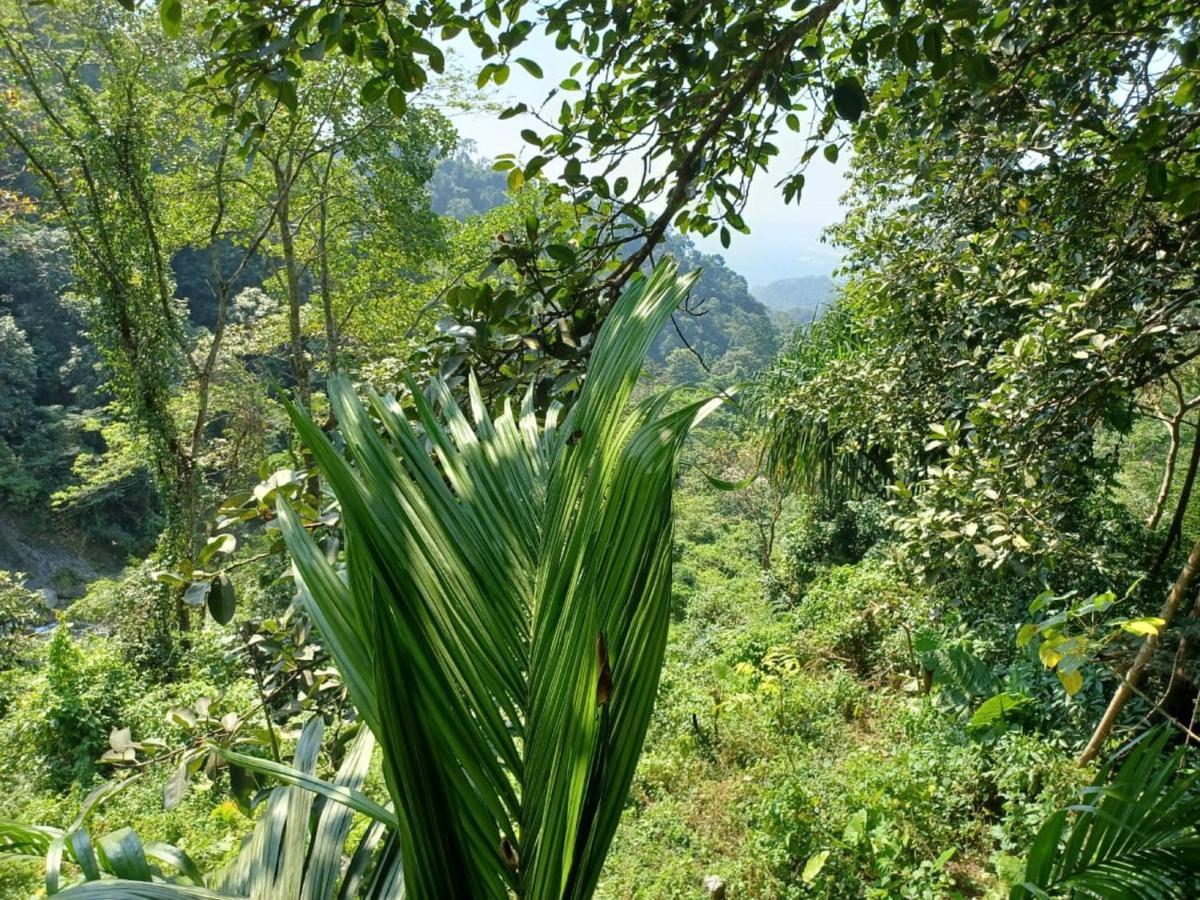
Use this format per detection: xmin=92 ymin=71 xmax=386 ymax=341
xmin=71 ymin=558 xmax=180 ymax=674
xmin=0 ymin=570 xmax=40 ymax=670
xmin=38 ymin=623 xmax=143 ymax=790
xmin=982 ymin=731 xmax=1090 ymax=857
xmin=794 ymin=559 xmax=925 ymax=678
xmin=754 ymin=703 xmax=988 ymax=898
xmin=777 ymin=496 xmax=889 ymax=599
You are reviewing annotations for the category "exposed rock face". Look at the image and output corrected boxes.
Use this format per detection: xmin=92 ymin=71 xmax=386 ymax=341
xmin=0 ymin=512 xmax=111 ymax=598
xmin=701 ymin=875 xmax=727 ymax=899
xmin=38 ymin=587 xmax=60 ymax=610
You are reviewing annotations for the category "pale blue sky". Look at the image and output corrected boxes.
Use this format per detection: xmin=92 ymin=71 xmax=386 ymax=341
xmin=438 ymin=38 xmax=848 ymax=288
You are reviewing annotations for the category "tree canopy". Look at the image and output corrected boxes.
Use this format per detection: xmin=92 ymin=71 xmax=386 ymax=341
xmin=1 ymin=1 xmax=1200 ymax=898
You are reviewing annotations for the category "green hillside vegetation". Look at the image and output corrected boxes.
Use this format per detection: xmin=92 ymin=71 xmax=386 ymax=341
xmin=0 ymin=1 xmax=1199 ymax=899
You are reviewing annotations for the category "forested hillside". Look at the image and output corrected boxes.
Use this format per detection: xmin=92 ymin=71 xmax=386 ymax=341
xmin=753 ymin=275 xmax=835 ymax=331
xmin=1 ymin=1 xmax=1199 ymax=899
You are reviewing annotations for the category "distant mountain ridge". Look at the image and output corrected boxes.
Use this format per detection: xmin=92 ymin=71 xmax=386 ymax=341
xmin=752 ymin=275 xmax=835 ymax=328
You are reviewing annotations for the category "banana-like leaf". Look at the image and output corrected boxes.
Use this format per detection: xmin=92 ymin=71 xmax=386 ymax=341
xmin=1013 ymin=728 xmax=1200 ymax=899
xmin=278 ymin=260 xmax=718 ymax=899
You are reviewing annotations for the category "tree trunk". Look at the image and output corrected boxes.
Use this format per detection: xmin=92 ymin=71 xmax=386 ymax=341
xmin=1079 ymin=536 xmax=1200 ymax=765
xmin=1148 ymin=414 xmax=1182 ymax=530
xmin=318 ymin=155 xmax=338 ymax=378
xmin=1164 ymin=584 xmax=1200 ymax=727
xmin=1149 ymin=423 xmax=1200 ymax=577
xmin=274 ymin=161 xmax=319 ymax=499
xmin=170 ymin=458 xmax=197 ymax=632
xmin=274 ymin=162 xmax=310 ymax=409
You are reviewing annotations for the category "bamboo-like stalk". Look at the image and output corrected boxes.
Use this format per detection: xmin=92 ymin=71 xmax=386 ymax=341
xmin=1079 ymin=536 xmax=1200 ymax=765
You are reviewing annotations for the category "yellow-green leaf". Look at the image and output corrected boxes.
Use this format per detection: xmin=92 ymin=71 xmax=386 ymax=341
xmin=1121 ymin=617 xmax=1165 ymax=638
xmin=802 ymin=849 xmax=830 ymax=884
xmin=1057 ymin=669 xmax=1083 ymax=695
xmin=1039 ymin=641 xmax=1063 ymax=669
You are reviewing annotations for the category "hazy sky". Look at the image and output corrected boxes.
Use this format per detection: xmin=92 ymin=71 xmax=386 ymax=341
xmin=438 ymin=39 xmax=848 ymax=289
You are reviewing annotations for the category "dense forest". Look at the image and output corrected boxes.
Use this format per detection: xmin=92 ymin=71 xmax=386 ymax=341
xmin=0 ymin=0 xmax=1199 ymax=897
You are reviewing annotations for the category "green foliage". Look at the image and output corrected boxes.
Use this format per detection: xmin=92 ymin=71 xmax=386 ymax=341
xmin=1 ymin=4 xmax=1197 ymax=900
xmin=0 ymin=224 xmax=100 ymax=511
xmin=73 ymin=559 xmax=179 ymax=674
xmin=0 ymin=312 xmax=36 ymax=433
xmin=762 ymin=0 xmax=1200 ymax=583
xmin=34 ymin=626 xmax=143 ymax=791
xmin=755 ymin=302 xmax=889 ymax=502
xmin=986 ymin=732 xmax=1091 ymax=859
xmin=1014 ymin=729 xmax=1200 ymax=898
xmin=0 ymin=571 xmax=39 ymax=670
xmin=669 ymin=469 xmax=769 ymax=624
xmin=279 ymin=262 xmax=720 ymax=898
xmin=775 ymin=496 xmax=889 ymax=599
xmin=49 ymin=413 xmax=163 ymax=550
xmin=793 ymin=560 xmax=923 ymax=677
xmin=169 ymin=0 xmax=1051 ymax=400
xmin=430 ymin=144 xmax=509 ymax=220
xmin=0 ymin=225 xmax=79 ymax=405
xmin=0 ymin=0 xmax=192 ymax=540
xmin=752 ymin=714 xmax=984 ymax=899
xmin=0 ymin=0 xmax=456 ymax=592
xmin=605 ymin=537 xmax=1082 ymax=899
xmin=1 ymin=719 xmax=390 ymax=897
xmin=0 ymin=608 xmax=327 ymax=895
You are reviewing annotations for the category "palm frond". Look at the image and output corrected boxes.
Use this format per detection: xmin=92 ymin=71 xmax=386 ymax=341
xmin=752 ymin=301 xmax=884 ymax=500
xmin=0 ymin=821 xmax=63 ymax=861
xmin=52 ymin=886 xmax=230 ymax=899
xmin=51 ymin=720 xmax=398 ymax=899
xmin=1013 ymin=728 xmax=1200 ymax=899
xmin=212 ymin=743 xmax=395 ymax=830
xmin=2 ymin=793 xmax=204 ymax=894
xmin=278 ymin=260 xmax=718 ymax=898
xmin=42 ymin=261 xmax=713 ymax=900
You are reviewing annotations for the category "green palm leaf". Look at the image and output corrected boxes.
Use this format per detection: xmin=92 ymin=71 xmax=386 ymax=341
xmin=754 ymin=302 xmax=885 ymax=500
xmin=276 ymin=260 xmax=717 ymax=899
xmin=42 ymin=261 xmax=712 ymax=899
xmin=1013 ymin=728 xmax=1200 ymax=899
xmin=48 ymin=719 xmax=397 ymax=899
xmin=53 ymin=886 xmax=230 ymax=899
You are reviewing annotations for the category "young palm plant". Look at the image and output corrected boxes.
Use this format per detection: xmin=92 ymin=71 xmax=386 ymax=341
xmin=1013 ymin=727 xmax=1200 ymax=899
xmin=47 ymin=261 xmax=720 ymax=899
xmin=3 ymin=719 xmax=397 ymax=898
